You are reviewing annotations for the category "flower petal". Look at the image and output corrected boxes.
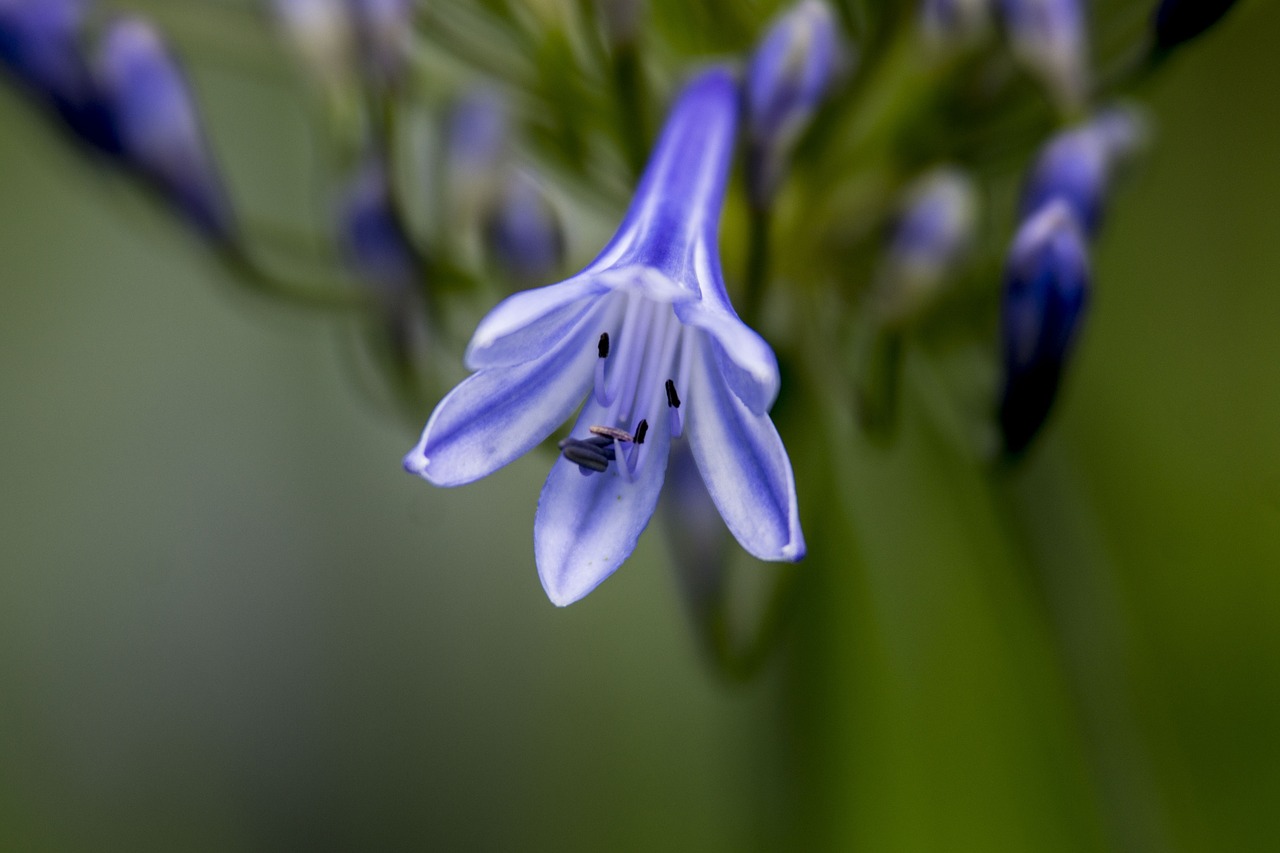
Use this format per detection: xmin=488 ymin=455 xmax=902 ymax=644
xmin=676 ymin=300 xmax=781 ymax=414
xmin=534 ymin=397 xmax=672 ymax=606
xmin=407 ymin=301 xmax=615 ymax=487
xmin=465 ymin=276 xmax=607 ymax=369
xmin=685 ymin=340 xmax=804 ymax=562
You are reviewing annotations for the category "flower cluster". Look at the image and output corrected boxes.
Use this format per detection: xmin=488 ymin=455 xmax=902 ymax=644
xmin=0 ymin=0 xmax=1251 ymax=610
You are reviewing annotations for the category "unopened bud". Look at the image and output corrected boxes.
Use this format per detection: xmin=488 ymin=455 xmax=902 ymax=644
xmin=997 ymin=0 xmax=1088 ymax=110
xmin=1020 ymin=105 xmax=1146 ymax=237
xmin=0 ymin=0 xmax=118 ymax=152
xmin=96 ymin=18 xmax=231 ymax=238
xmin=877 ymin=167 xmax=979 ymax=325
xmin=483 ymin=170 xmax=565 ymax=286
xmin=346 ymin=0 xmax=414 ymax=88
xmin=339 ymin=156 xmax=418 ymax=290
xmin=999 ymin=200 xmax=1090 ymax=456
xmin=1153 ymin=0 xmax=1242 ymax=54
xmin=271 ymin=0 xmax=355 ymax=91
xmin=745 ymin=0 xmax=847 ymax=207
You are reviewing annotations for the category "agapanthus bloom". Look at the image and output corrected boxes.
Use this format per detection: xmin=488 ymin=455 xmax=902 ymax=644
xmin=404 ymin=67 xmax=804 ymax=605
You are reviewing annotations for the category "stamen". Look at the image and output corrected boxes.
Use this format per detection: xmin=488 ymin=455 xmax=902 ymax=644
xmin=633 ymin=419 xmax=648 ymax=445
xmin=665 ymin=379 xmax=681 ymax=409
xmin=613 ymin=437 xmax=633 ymax=482
xmin=589 ymin=425 xmax=635 ymax=443
xmin=561 ymin=443 xmax=610 ymax=473
xmin=594 ymin=331 xmax=615 ymax=407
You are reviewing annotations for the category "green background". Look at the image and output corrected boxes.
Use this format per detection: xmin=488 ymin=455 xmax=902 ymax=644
xmin=0 ymin=3 xmax=1277 ymax=851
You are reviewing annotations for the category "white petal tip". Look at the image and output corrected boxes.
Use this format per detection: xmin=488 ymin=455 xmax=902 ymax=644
xmin=539 ymin=575 xmax=598 ymax=607
xmin=402 ymin=450 xmax=429 ymax=476
xmin=781 ymin=540 xmax=806 ymax=562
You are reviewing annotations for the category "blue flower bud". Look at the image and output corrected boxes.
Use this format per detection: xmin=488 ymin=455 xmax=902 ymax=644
xmin=997 ymin=0 xmax=1087 ymax=108
xmin=998 ymin=200 xmax=1090 ymax=456
xmin=878 ymin=167 xmax=979 ymax=323
xmin=1153 ymin=0 xmax=1242 ymax=53
xmin=745 ymin=0 xmax=846 ymax=206
xmin=339 ymin=156 xmax=418 ymax=290
xmin=445 ymin=88 xmax=510 ymax=224
xmin=483 ymin=170 xmax=565 ymax=286
xmin=346 ymin=0 xmax=414 ymax=87
xmin=1019 ymin=106 xmax=1146 ymax=237
xmin=0 ymin=0 xmax=119 ymax=152
xmin=96 ymin=18 xmax=231 ymax=238
xmin=271 ymin=0 xmax=355 ymax=91
xmin=920 ymin=0 xmax=994 ymax=48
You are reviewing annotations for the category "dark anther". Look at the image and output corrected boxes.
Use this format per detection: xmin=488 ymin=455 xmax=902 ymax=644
xmin=634 ymin=419 xmax=649 ymax=445
xmin=598 ymin=332 xmax=610 ymax=359
xmin=665 ymin=379 xmax=681 ymax=409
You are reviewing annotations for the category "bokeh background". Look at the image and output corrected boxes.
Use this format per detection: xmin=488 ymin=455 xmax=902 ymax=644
xmin=1 ymin=3 xmax=1277 ymax=852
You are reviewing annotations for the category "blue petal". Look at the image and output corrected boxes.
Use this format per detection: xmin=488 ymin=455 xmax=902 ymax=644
xmin=677 ymin=299 xmax=781 ymax=414
xmin=534 ymin=397 xmax=672 ymax=606
xmin=408 ymin=301 xmax=614 ymax=486
xmin=685 ymin=341 xmax=804 ymax=562
xmin=465 ymin=276 xmax=607 ymax=369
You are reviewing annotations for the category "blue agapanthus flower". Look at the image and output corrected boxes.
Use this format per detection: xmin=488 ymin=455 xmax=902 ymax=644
xmin=404 ymin=67 xmax=804 ymax=606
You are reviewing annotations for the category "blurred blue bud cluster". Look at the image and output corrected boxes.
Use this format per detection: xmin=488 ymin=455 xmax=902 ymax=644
xmin=441 ymin=88 xmax=564 ymax=284
xmin=0 ymin=0 xmax=230 ymax=238
xmin=0 ymin=0 xmax=1255 ymax=611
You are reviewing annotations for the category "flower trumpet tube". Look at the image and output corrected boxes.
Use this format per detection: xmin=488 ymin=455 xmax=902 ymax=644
xmin=404 ymin=67 xmax=804 ymax=606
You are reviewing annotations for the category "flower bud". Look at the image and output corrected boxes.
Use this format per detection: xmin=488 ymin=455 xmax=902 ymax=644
xmin=482 ymin=169 xmax=565 ymax=286
xmin=96 ymin=18 xmax=232 ymax=238
xmin=745 ymin=0 xmax=846 ymax=207
xmin=346 ymin=0 xmax=414 ymax=88
xmin=1153 ymin=0 xmax=1242 ymax=54
xmin=998 ymin=200 xmax=1090 ymax=456
xmin=877 ymin=167 xmax=979 ymax=325
xmin=997 ymin=0 xmax=1087 ymax=109
xmin=444 ymin=88 xmax=510 ymax=227
xmin=1019 ymin=106 xmax=1146 ymax=237
xmin=339 ymin=155 xmax=425 ymax=358
xmin=0 ymin=0 xmax=118 ymax=152
xmin=271 ymin=0 xmax=355 ymax=92
xmin=919 ymin=0 xmax=994 ymax=48
xmin=339 ymin=156 xmax=418 ymax=290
